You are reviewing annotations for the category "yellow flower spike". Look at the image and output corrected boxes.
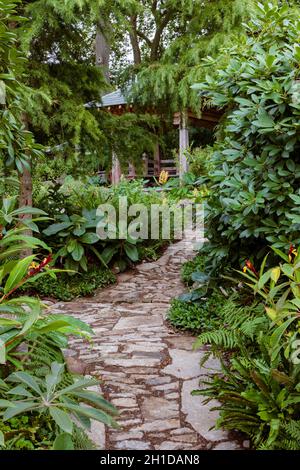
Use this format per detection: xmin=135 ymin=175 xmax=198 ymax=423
xmin=159 ymin=170 xmax=169 ymax=185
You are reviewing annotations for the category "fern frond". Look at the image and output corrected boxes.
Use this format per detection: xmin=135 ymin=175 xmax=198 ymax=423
xmin=195 ymin=329 xmax=240 ymax=350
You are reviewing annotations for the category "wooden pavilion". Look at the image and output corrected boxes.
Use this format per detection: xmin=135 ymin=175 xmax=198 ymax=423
xmin=95 ymin=89 xmax=222 ymax=184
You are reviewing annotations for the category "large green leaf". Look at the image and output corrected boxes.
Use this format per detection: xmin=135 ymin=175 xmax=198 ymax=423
xmin=63 ymin=403 xmax=118 ymax=427
xmin=49 ymin=407 xmax=73 ymax=434
xmin=71 ymin=242 xmax=84 ymax=261
xmin=57 ymin=378 xmax=99 ymax=396
xmin=72 ymin=391 xmax=118 ymax=415
xmin=3 ymin=402 xmax=38 ymax=420
xmin=80 ymin=233 xmax=100 ymax=244
xmin=4 ymin=255 xmax=35 ymax=294
xmin=9 ymin=371 xmax=42 ymax=395
xmin=101 ymin=246 xmax=118 ymax=264
xmin=11 ymin=207 xmax=47 ymax=217
xmin=124 ymin=243 xmax=139 ymax=262
xmin=53 ymin=433 xmax=74 ymax=450
xmin=19 ymin=302 xmax=41 ymax=335
xmin=43 ymin=222 xmax=73 ymax=236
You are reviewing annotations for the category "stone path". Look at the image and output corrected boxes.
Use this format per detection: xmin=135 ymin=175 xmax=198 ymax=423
xmin=49 ymin=234 xmax=248 ymax=450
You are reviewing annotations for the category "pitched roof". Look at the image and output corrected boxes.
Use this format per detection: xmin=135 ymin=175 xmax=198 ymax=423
xmin=101 ymin=89 xmax=127 ymax=107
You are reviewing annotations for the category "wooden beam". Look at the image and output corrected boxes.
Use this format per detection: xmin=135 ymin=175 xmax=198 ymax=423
xmin=179 ymin=111 xmax=189 ymax=179
xmin=153 ymin=141 xmax=161 ymax=176
xmin=128 ymin=162 xmax=136 ymax=179
xmin=111 ymin=152 xmax=122 ymax=185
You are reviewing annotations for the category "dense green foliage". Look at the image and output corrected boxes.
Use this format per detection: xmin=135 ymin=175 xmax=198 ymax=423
xmin=194 ymin=2 xmax=300 ymax=273
xmin=4 ymin=0 xmax=300 ymax=453
xmin=180 ymin=255 xmax=206 ymax=286
xmin=193 ymin=246 xmax=300 ymax=449
xmin=39 ymin=178 xmax=171 ymax=273
xmin=126 ymin=0 xmax=252 ymax=113
xmin=0 ymin=223 xmax=117 ymax=449
xmin=168 ymin=291 xmax=225 ymax=332
xmin=20 ymin=266 xmax=116 ymax=301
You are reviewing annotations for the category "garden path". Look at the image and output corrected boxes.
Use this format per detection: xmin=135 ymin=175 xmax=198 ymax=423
xmin=49 ymin=233 xmax=248 ymax=450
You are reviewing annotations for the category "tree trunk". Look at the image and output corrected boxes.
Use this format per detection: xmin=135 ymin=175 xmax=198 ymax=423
xmin=96 ymin=18 xmax=111 ymax=82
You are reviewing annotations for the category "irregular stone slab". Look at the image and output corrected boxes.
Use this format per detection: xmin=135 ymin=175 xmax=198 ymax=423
xmin=112 ymin=398 xmax=137 ymax=408
xmin=213 ymin=441 xmax=242 ymax=450
xmin=155 ymin=441 xmax=194 ymax=450
xmin=115 ymin=440 xmax=152 ymax=450
xmin=163 ymin=349 xmax=204 ymax=379
xmin=182 ymin=378 xmax=229 ymax=441
xmin=105 ymin=357 xmax=161 ymax=368
xmin=113 ymin=315 xmax=163 ymax=330
xmin=135 ymin=419 xmax=180 ymax=432
xmin=141 ymin=397 xmax=178 ymax=420
xmin=110 ymin=431 xmax=144 ymax=441
xmin=166 ymin=336 xmax=196 ymax=351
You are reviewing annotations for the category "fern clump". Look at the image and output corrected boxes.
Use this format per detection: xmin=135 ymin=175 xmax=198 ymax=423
xmin=194 ymin=296 xmax=266 ymax=352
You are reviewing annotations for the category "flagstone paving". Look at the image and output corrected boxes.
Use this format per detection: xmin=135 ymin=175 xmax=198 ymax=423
xmin=49 ymin=234 xmax=248 ymax=450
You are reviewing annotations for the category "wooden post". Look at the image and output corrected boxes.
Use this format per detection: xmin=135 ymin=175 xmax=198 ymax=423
xmin=142 ymin=153 xmax=149 ymax=177
xmin=128 ymin=162 xmax=136 ymax=179
xmin=111 ymin=152 xmax=121 ymax=185
xmin=179 ymin=111 xmax=189 ymax=179
xmin=153 ymin=141 xmax=161 ymax=176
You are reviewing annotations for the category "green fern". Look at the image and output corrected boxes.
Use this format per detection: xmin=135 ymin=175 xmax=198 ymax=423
xmin=195 ymin=295 xmax=266 ymax=353
xmin=72 ymin=425 xmax=96 ymax=450
xmin=195 ymin=329 xmax=240 ymax=350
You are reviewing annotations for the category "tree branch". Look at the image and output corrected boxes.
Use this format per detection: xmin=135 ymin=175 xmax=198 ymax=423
xmin=136 ymin=29 xmax=152 ymax=47
xmin=150 ymin=8 xmax=175 ymax=61
xmin=129 ymin=15 xmax=142 ymax=65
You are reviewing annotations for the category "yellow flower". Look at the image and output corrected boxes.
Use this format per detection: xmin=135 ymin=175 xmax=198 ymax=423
xmin=159 ymin=170 xmax=169 ymax=185
xmin=29 ymin=262 xmax=39 ymax=270
xmin=243 ymin=266 xmax=247 ymax=273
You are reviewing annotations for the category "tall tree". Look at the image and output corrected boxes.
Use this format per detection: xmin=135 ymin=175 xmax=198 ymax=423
xmin=19 ymin=1 xmax=108 ymax=163
xmin=0 ymin=0 xmax=42 ymax=208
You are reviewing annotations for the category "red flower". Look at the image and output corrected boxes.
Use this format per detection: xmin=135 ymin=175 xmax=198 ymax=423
xmin=245 ymin=259 xmax=259 ymax=277
xmin=28 ymin=254 xmax=53 ymax=277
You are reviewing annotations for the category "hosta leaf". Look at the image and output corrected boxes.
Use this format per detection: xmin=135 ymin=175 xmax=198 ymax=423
xmin=71 ymin=242 xmax=84 ymax=261
xmin=80 ymin=233 xmax=99 ymax=244
xmin=124 ymin=244 xmax=139 ymax=262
